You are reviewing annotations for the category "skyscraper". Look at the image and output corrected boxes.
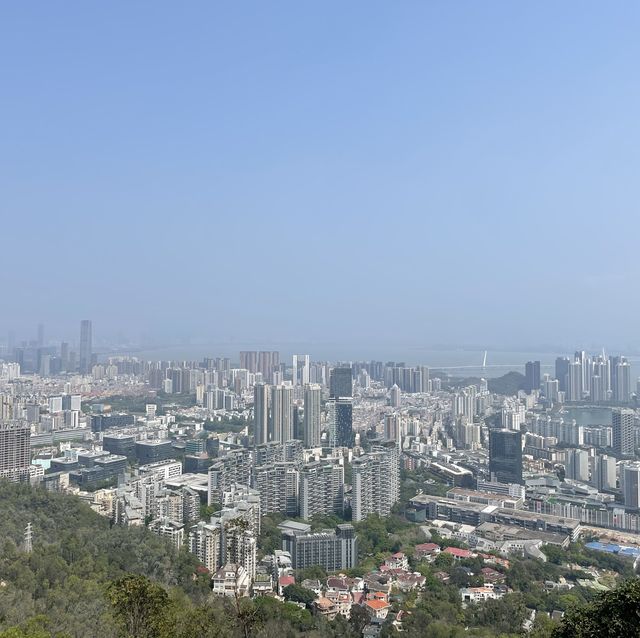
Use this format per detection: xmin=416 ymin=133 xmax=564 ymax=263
xmin=567 ymin=360 xmax=583 ymax=402
xmin=79 ymin=320 xmax=92 ymax=374
xmin=253 ymin=383 xmax=269 ymax=446
xmin=329 ymin=366 xmax=353 ymax=398
xmin=303 ymin=384 xmax=322 ymax=448
xmin=612 ymin=408 xmax=634 ymax=458
xmin=327 ymin=398 xmax=353 ymax=448
xmin=541 ymin=375 xmax=559 ymax=402
xmin=565 ymin=448 xmax=590 ymax=482
xmin=524 ymin=361 xmax=541 ymax=394
xmin=269 ymin=385 xmax=293 ymax=443
xmin=592 ymin=454 xmax=616 ymax=491
xmin=292 ymin=354 xmax=310 ymax=386
xmin=489 ymin=428 xmax=523 ymax=484
xmin=240 ymin=351 xmax=258 ymax=373
xmin=623 ymin=463 xmax=640 ymax=509
xmin=615 ymin=360 xmax=631 ymax=403
xmin=0 ymin=421 xmax=31 ymax=482
xmin=298 ymin=460 xmax=344 ymax=520
xmin=385 ymin=414 xmax=402 ymax=446
xmin=574 ymin=350 xmax=592 ymax=395
xmin=390 ymin=384 xmax=401 ymax=408
xmin=254 ymin=462 xmax=299 ymax=516
xmin=60 ymin=342 xmax=69 ymax=372
xmin=555 ymin=357 xmax=570 ymax=393
xmin=352 ymin=441 xmax=400 ymax=522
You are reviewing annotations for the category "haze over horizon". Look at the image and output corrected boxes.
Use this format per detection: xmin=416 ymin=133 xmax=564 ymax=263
xmin=2 ymin=2 xmax=640 ymax=348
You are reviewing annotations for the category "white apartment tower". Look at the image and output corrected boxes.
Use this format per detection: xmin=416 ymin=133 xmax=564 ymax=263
xmin=352 ymin=441 xmax=400 ymax=522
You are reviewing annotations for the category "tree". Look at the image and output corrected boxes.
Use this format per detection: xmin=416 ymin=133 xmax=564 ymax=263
xmin=552 ymin=577 xmax=640 ymax=638
xmin=106 ymin=575 xmax=172 ymax=638
xmin=295 ymin=565 xmax=327 ymax=582
xmin=348 ymin=604 xmax=369 ymax=635
xmin=282 ymin=584 xmax=316 ymax=607
xmin=0 ymin=617 xmax=57 ymax=638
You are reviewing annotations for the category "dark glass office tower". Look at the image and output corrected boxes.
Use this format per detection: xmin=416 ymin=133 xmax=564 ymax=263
xmin=554 ymin=357 xmax=570 ymax=393
xmin=524 ymin=360 xmax=540 ymax=394
xmin=489 ymin=428 xmax=523 ymax=484
xmin=328 ymin=398 xmax=353 ymax=448
xmin=330 ymin=366 xmax=353 ymax=398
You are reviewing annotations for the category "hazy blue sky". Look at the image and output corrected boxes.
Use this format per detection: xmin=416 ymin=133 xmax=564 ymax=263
xmin=2 ymin=2 xmax=640 ymax=350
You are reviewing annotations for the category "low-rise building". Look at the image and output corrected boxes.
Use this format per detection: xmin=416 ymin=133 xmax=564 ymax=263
xmin=212 ymin=564 xmax=251 ymax=597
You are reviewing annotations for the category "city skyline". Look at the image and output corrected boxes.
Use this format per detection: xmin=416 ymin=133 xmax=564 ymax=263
xmin=3 ymin=2 xmax=640 ymax=635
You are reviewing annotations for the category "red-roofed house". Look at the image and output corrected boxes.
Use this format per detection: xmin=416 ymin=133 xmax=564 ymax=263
xmin=364 ymin=598 xmax=391 ymax=619
xmin=279 ymin=575 xmax=295 ymax=594
xmin=444 ymin=547 xmax=473 ymax=560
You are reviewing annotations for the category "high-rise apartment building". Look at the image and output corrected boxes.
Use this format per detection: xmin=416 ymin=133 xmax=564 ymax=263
xmin=188 ymin=521 xmax=221 ymax=573
xmin=592 ymin=454 xmax=616 ymax=492
xmin=253 ymin=383 xmax=269 ymax=446
xmin=489 ymin=429 xmax=523 ymax=485
xmin=352 ymin=441 xmax=400 ymax=522
xmin=292 ymin=354 xmax=310 ymax=386
xmin=610 ymin=356 xmax=621 ymax=399
xmin=615 ymin=360 xmax=632 ymax=403
xmin=541 ymin=375 xmax=559 ymax=402
xmin=280 ymin=520 xmax=357 ymax=571
xmin=189 ymin=488 xmax=260 ymax=579
xmin=303 ymin=384 xmax=322 ymax=448
xmin=254 ymin=440 xmax=304 ymax=467
xmin=612 ymin=408 xmax=635 ymax=458
xmin=239 ymin=351 xmax=258 ymax=373
xmin=567 ymin=361 xmax=583 ymax=402
xmin=254 ymin=462 xmax=299 ymax=516
xmin=298 ymin=460 xmax=344 ymax=520
xmin=0 ymin=421 xmax=31 ymax=482
xmin=384 ymin=414 xmax=402 ymax=446
xmin=255 ymin=351 xmax=279 ymax=382
xmin=208 ymin=450 xmax=253 ymax=505
xmin=79 ymin=319 xmax=92 ymax=374
xmin=574 ymin=350 xmax=592 ymax=396
xmin=565 ymin=448 xmax=590 ymax=483
xmin=269 ymin=385 xmax=293 ymax=443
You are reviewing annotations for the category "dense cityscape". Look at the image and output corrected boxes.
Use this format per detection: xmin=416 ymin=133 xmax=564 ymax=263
xmin=1 ymin=321 xmax=640 ymax=636
xmin=4 ymin=2 xmax=640 ymax=637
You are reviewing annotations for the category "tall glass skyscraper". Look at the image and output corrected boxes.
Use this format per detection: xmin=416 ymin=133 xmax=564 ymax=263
xmin=489 ymin=428 xmax=523 ymax=484
xmin=329 ymin=366 xmax=353 ymax=398
xmin=327 ymin=398 xmax=353 ymax=448
xmin=79 ymin=319 xmax=92 ymax=374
